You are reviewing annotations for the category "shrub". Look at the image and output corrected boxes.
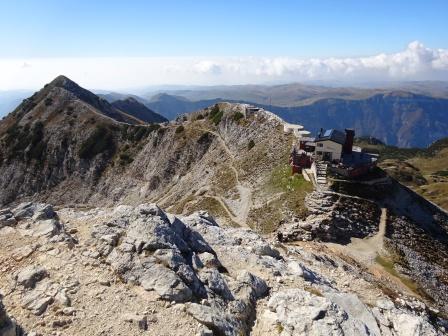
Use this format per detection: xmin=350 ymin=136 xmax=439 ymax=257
xmin=28 ymin=121 xmax=47 ymax=162
xmin=44 ymin=97 xmax=53 ymax=106
xmin=119 ymin=152 xmax=134 ymax=165
xmin=132 ymin=127 xmax=148 ymax=141
xmin=233 ymin=112 xmax=244 ymax=122
xmin=5 ymin=121 xmax=47 ymax=162
xmin=121 ymin=124 xmax=161 ymax=142
xmin=209 ymin=104 xmax=223 ymax=125
xmin=435 ymin=170 xmax=448 ymax=177
xmin=175 ymin=125 xmax=185 ymax=134
xmin=157 ymin=127 xmax=166 ymax=136
xmin=5 ymin=123 xmax=21 ymax=146
xmin=195 ymin=114 xmax=205 ymax=120
xmin=79 ymin=125 xmax=115 ymax=160
xmin=248 ymin=139 xmax=255 ymax=150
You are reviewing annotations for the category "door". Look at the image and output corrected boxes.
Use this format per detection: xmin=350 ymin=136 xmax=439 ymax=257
xmin=323 ymin=152 xmax=332 ymax=161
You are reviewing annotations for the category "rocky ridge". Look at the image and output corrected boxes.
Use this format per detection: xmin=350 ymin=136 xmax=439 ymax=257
xmin=0 ymin=78 xmax=296 ymax=230
xmin=0 ymin=202 xmax=446 ymax=335
xmin=278 ymin=189 xmax=381 ymax=244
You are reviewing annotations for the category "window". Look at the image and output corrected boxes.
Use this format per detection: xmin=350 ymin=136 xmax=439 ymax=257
xmin=317 ymin=143 xmax=323 ymax=147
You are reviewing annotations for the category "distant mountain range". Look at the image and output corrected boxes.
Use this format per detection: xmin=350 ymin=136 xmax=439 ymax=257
xmin=145 ymin=93 xmax=222 ymax=121
xmin=111 ymin=97 xmax=167 ymax=123
xmin=265 ymin=92 xmax=448 ymax=147
xmin=2 ymin=81 xmax=448 ymax=147
xmin=134 ymin=91 xmax=448 ymax=148
xmin=0 ymin=90 xmax=33 ymax=119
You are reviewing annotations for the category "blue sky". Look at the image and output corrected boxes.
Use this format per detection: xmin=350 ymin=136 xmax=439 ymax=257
xmin=0 ymin=1 xmax=447 ymax=89
xmin=1 ymin=0 xmax=447 ymax=58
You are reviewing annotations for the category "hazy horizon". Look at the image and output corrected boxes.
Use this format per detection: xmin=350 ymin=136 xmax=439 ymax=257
xmin=1 ymin=1 xmax=448 ymax=90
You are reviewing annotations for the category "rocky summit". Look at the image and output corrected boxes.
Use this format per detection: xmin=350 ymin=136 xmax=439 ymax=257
xmin=0 ymin=76 xmax=448 ymax=336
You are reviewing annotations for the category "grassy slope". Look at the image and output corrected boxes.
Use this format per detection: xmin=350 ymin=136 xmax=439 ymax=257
xmin=355 ymin=137 xmax=448 ymax=210
xmin=248 ymin=164 xmax=313 ymax=233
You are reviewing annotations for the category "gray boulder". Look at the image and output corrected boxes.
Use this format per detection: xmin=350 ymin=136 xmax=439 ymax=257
xmin=324 ymin=292 xmax=381 ymax=335
xmin=15 ymin=265 xmax=48 ymax=289
xmin=237 ymin=271 xmax=268 ymax=299
xmin=205 ymin=270 xmax=233 ymax=301
xmin=186 ymin=303 xmax=240 ymax=336
xmin=32 ymin=219 xmax=60 ymax=238
xmin=32 ymin=204 xmax=55 ymax=221
xmin=12 ymin=202 xmax=35 ymax=219
xmin=12 ymin=203 xmax=55 ymax=221
xmin=265 ymin=288 xmax=372 ymax=336
xmin=154 ymin=248 xmax=186 ymax=269
xmin=140 ymin=263 xmax=192 ymax=302
xmin=21 ymin=292 xmax=53 ymax=316
xmin=0 ymin=209 xmax=17 ymax=228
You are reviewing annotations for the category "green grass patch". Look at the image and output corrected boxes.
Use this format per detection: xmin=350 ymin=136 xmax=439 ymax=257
xmin=434 ymin=170 xmax=448 ymax=177
xmin=375 ymin=255 xmax=421 ymax=295
xmin=276 ymin=323 xmax=284 ymax=334
xmin=175 ymin=125 xmax=185 ymax=134
xmin=118 ymin=152 xmax=133 ymax=165
xmin=233 ymin=111 xmax=244 ymax=122
xmin=248 ymin=163 xmax=312 ymax=233
xmin=4 ymin=121 xmax=47 ymax=163
xmin=270 ymin=164 xmax=308 ymax=192
xmin=209 ymin=104 xmax=223 ymax=125
xmin=247 ymin=139 xmax=255 ymax=150
xmin=120 ymin=124 xmax=161 ymax=142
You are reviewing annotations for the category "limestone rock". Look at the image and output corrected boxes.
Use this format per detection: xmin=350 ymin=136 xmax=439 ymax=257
xmin=15 ymin=265 xmax=48 ymax=289
xmin=122 ymin=313 xmax=148 ymax=330
xmin=263 ymin=288 xmax=372 ymax=336
xmin=237 ymin=271 xmax=268 ymax=299
xmin=140 ymin=263 xmax=193 ymax=302
xmin=0 ymin=208 xmax=16 ymax=228
xmin=32 ymin=219 xmax=60 ymax=238
xmin=12 ymin=203 xmax=55 ymax=221
xmin=186 ymin=303 xmax=240 ymax=336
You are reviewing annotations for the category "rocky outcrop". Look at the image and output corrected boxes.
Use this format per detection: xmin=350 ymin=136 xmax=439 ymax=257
xmin=89 ymin=204 xmax=269 ymax=335
xmin=0 ymin=202 xmax=447 ymax=335
xmin=255 ymin=289 xmax=442 ymax=336
xmin=278 ymin=190 xmax=380 ymax=244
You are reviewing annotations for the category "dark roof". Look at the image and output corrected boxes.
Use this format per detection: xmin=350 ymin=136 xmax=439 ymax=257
xmin=315 ymin=129 xmax=346 ymax=145
xmin=341 ymin=151 xmax=378 ymax=167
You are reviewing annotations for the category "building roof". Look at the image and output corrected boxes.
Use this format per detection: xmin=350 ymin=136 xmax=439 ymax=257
xmin=315 ymin=129 xmax=346 ymax=145
xmin=299 ymin=137 xmax=316 ymax=142
xmin=341 ymin=151 xmax=378 ymax=167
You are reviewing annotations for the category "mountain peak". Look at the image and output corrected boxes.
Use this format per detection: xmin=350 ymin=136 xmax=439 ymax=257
xmin=49 ymin=75 xmax=75 ymax=86
xmin=150 ymin=92 xmax=189 ymax=102
xmin=48 ymin=75 xmax=83 ymax=94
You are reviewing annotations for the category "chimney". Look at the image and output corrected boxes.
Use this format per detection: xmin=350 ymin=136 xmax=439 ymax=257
xmin=343 ymin=129 xmax=355 ymax=154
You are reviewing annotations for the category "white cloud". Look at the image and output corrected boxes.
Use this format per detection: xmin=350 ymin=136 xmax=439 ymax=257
xmin=0 ymin=41 xmax=447 ymax=90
